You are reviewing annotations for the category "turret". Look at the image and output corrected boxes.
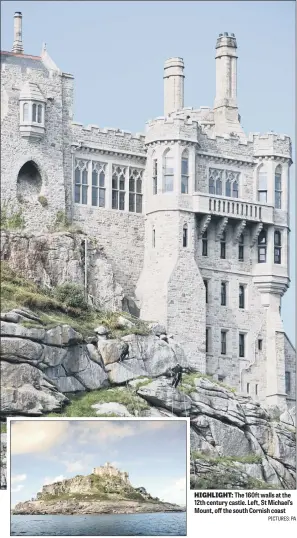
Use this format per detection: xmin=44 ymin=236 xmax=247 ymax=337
xmin=163 ymin=57 xmax=185 ymax=117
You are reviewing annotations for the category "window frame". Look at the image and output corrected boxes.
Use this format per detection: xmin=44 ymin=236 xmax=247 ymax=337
xmin=220 ymin=230 xmax=226 ymax=259
xmin=181 ymin=151 xmax=189 ymax=194
xmin=274 ymin=165 xmax=282 ymax=209
xmin=285 ymin=371 xmax=291 ymax=393
xmin=202 ymin=230 xmax=208 ymax=256
xmin=129 ymin=168 xmax=143 ymax=213
xmin=258 ymin=230 xmax=267 ymax=263
xmin=221 ymin=282 xmax=227 ymax=306
xmin=112 ymin=165 xmax=126 ymax=211
xmin=203 ymin=279 xmax=208 ymax=303
xmin=221 ymin=330 xmax=227 ymax=355
xmin=153 ymin=159 xmax=158 ymax=195
xmin=274 ymin=230 xmax=282 ymax=264
xmin=238 ymin=233 xmax=244 ymax=261
xmin=239 ymin=333 xmax=245 ymax=358
xmin=163 ymin=150 xmax=174 ymax=193
xmin=91 ymin=162 xmax=106 ymax=208
xmin=239 ymin=284 xmax=245 ymax=309
xmin=182 ymin=224 xmax=188 ymax=247
xmin=74 ymin=159 xmax=89 ymax=205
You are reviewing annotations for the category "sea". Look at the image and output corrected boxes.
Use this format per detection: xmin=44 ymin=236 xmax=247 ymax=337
xmin=11 ymin=512 xmax=187 ymax=536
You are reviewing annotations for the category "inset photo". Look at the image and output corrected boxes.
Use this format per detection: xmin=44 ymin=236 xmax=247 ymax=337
xmin=10 ymin=419 xmax=187 ymax=536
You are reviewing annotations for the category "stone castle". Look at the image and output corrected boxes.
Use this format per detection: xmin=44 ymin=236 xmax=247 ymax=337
xmin=1 ymin=13 xmax=295 ymax=408
xmin=93 ymin=462 xmax=130 ymax=483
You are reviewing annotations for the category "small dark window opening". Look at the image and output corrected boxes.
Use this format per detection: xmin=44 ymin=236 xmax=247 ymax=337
xmin=220 ymin=230 xmax=226 ymax=259
xmin=221 ymin=282 xmax=227 ymax=306
xmin=203 ymin=280 xmax=208 ymax=303
xmin=202 ymin=230 xmax=208 ymax=256
xmin=239 ymin=333 xmax=245 ymax=357
xmin=285 ymin=371 xmax=291 ymax=393
xmin=238 ymin=233 xmax=244 ymax=261
xmin=183 ymin=226 xmax=188 ymax=247
xmin=247 ymin=383 xmax=250 ymax=394
xmin=221 ymin=331 xmax=227 ymax=355
xmin=258 ymin=230 xmax=267 ymax=263
xmin=274 ymin=231 xmax=281 ymax=264
xmin=239 ymin=285 xmax=245 ymax=309
xmin=255 ymin=384 xmax=258 ymax=396
xmin=258 ymin=339 xmax=262 ymax=351
xmin=206 ymin=328 xmax=209 ymax=353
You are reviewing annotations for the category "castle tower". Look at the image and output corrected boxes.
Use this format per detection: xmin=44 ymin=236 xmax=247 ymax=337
xmin=213 ymin=32 xmax=244 ymax=136
xmin=163 ymin=58 xmax=185 ymax=117
xmin=12 ymin=12 xmax=24 ymax=54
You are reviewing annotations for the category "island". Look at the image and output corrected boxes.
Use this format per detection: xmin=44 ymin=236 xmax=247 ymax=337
xmin=12 ymin=462 xmax=185 ymax=515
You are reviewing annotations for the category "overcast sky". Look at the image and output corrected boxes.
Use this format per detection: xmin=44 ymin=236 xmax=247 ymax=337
xmin=1 ymin=1 xmax=295 ymax=340
xmin=10 ymin=419 xmax=187 ymax=508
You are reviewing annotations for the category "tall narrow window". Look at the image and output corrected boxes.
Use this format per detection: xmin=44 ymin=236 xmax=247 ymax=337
xmin=203 ymin=280 xmax=208 ymax=303
xmin=274 ymin=230 xmax=281 ymax=264
xmin=285 ymin=371 xmax=291 ymax=393
xmin=275 ymin=165 xmax=282 ymax=209
xmin=255 ymin=384 xmax=258 ymax=396
xmin=220 ymin=230 xmax=226 ymax=259
xmin=153 ymin=159 xmax=158 ymax=195
xmin=258 ymin=230 xmax=267 ymax=263
xmin=112 ymin=165 xmax=126 ymax=210
xmin=246 ymin=383 xmax=250 ymax=394
xmin=181 ymin=151 xmax=189 ymax=194
xmin=225 ymin=179 xmax=231 ymax=197
xmin=152 ymin=228 xmax=156 ymax=248
xmin=32 ymin=103 xmax=37 ymax=122
xmin=129 ymin=168 xmax=143 ymax=213
xmin=202 ymin=230 xmax=208 ymax=256
xmin=239 ymin=285 xmax=245 ymax=309
xmin=23 ymin=102 xmax=29 ymax=122
xmin=239 ymin=333 xmax=245 ymax=357
xmin=206 ymin=328 xmax=210 ymax=353
xmin=182 ymin=224 xmax=188 ymax=247
xmin=74 ymin=159 xmax=89 ymax=205
xmin=37 ymin=104 xmax=42 ymax=123
xmin=221 ymin=330 xmax=227 ymax=355
xmin=92 ymin=162 xmax=106 ymax=208
xmin=221 ymin=282 xmax=227 ymax=306
xmin=163 ymin=150 xmax=174 ymax=192
xmin=258 ymin=166 xmax=267 ymax=203
xmin=238 ymin=233 xmax=244 ymax=261
xmin=258 ymin=339 xmax=263 ymax=351
xmin=232 ymin=181 xmax=239 ymax=198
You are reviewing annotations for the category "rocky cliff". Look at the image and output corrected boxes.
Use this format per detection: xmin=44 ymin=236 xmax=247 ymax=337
xmin=12 ymin=467 xmax=183 ymax=515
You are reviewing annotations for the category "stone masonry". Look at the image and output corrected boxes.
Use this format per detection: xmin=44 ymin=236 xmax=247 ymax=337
xmin=0 ymin=14 xmax=295 ymax=407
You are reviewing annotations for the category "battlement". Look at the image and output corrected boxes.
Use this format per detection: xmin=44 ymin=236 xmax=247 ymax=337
xmin=72 ymin=122 xmax=145 ymax=141
xmin=249 ymin=132 xmax=292 ymax=159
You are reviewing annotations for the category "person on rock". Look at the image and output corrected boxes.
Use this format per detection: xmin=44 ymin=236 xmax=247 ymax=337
xmin=171 ymin=363 xmax=183 ymax=388
xmin=119 ymin=343 xmax=129 ymax=362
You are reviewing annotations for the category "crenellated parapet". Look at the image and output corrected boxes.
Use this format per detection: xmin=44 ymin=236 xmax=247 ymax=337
xmin=72 ymin=122 xmax=146 ymax=157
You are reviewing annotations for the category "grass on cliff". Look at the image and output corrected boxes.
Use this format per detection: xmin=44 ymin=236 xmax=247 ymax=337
xmin=179 ymin=373 xmax=236 ymax=395
xmin=190 ymin=451 xmax=262 ymax=465
xmin=190 ymin=472 xmax=278 ymax=490
xmin=0 ymin=262 xmax=149 ymax=338
xmin=47 ymin=386 xmax=151 ymax=418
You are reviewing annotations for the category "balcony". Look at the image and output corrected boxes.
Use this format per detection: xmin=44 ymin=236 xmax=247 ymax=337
xmin=192 ymin=194 xmax=274 ymax=224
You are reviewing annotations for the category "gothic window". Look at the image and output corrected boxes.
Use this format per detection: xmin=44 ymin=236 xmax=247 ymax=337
xmin=221 ymin=330 xmax=227 ymax=355
xmin=220 ymin=230 xmax=226 ymax=259
xmin=239 ymin=333 xmax=245 ymax=357
xmin=221 ymin=282 xmax=227 ymax=306
xmin=232 ymin=180 xmax=239 ymax=198
xmin=258 ymin=165 xmax=267 ymax=203
xmin=153 ymin=159 xmax=158 ymax=195
xmin=274 ymin=230 xmax=281 ymax=264
xmin=258 ymin=230 xmax=267 ymax=263
xmin=92 ymin=162 xmax=106 ymax=208
xmin=202 ymin=230 xmax=208 ymax=256
xmin=23 ymin=102 xmax=29 ymax=122
xmin=226 ymin=179 xmax=231 ymax=197
xmin=163 ymin=149 xmax=174 ymax=192
xmin=238 ymin=233 xmax=244 ymax=261
xmin=181 ymin=150 xmax=189 ymax=194
xmin=239 ymin=285 xmax=245 ymax=309
xmin=32 ymin=103 xmax=43 ymax=123
xmin=225 ymin=170 xmax=240 ymax=198
xmin=74 ymin=160 xmax=89 ymax=205
xmin=129 ymin=168 xmax=143 ymax=213
xmin=182 ymin=224 xmax=188 ymax=247
xmin=275 ymin=165 xmax=282 ymax=209
xmin=112 ymin=165 xmax=126 ymax=210
xmin=209 ymin=168 xmax=222 ymax=195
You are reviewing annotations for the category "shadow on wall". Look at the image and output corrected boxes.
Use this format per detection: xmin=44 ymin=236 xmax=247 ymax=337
xmin=17 ymin=160 xmax=42 ymax=201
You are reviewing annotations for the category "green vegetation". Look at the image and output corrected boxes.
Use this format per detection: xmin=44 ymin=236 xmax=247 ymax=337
xmin=1 ymin=262 xmax=149 ymax=339
xmin=0 ymin=202 xmax=25 ymax=230
xmin=190 ymin=451 xmax=262 ymax=465
xmin=51 ymin=210 xmax=83 ymax=233
xmin=179 ymin=372 xmax=236 ymax=395
xmin=190 ymin=472 xmax=278 ymax=490
xmin=38 ymin=195 xmax=48 ymax=208
xmin=47 ymin=386 xmax=150 ymax=418
xmin=0 ymin=423 xmax=7 ymax=434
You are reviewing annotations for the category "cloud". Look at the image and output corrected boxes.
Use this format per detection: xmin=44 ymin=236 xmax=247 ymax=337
xmin=43 ymin=475 xmax=65 ymax=486
xmin=11 ymin=474 xmax=27 ymax=484
xmin=157 ymin=477 xmax=186 ymax=506
xmin=11 ymin=484 xmax=24 ymax=493
xmin=11 ymin=421 xmax=71 ymax=454
xmin=61 ymin=460 xmax=86 ymax=473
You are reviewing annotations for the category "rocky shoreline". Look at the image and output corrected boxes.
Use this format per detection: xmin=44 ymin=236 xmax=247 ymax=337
xmin=12 ymin=499 xmax=185 ymax=515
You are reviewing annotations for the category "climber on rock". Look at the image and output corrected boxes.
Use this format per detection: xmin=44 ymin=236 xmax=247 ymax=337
xmin=119 ymin=342 xmax=129 ymax=362
xmin=171 ymin=363 xmax=183 ymax=388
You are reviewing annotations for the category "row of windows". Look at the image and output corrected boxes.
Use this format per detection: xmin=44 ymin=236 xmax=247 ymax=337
xmin=202 ymin=229 xmax=282 ymax=264
xmin=203 ymin=280 xmax=246 ymax=308
xmin=245 ymin=373 xmax=290 ymax=396
xmin=205 ymin=329 xmax=247 ymax=357
xmin=74 ymin=160 xmax=143 ymax=213
xmin=22 ymin=102 xmax=44 ymax=124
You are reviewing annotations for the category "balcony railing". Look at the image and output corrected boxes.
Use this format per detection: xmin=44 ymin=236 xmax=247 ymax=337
xmin=192 ymin=194 xmax=274 ymax=223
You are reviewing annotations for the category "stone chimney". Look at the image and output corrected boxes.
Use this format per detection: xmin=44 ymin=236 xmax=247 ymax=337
xmin=214 ymin=32 xmax=237 ymax=110
xmin=12 ymin=12 xmax=24 ymax=54
xmin=163 ymin=57 xmax=184 ymax=116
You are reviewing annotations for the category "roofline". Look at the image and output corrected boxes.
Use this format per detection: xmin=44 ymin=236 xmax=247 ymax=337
xmin=285 ymin=333 xmax=296 ymax=352
xmin=1 ymin=50 xmax=41 ymax=60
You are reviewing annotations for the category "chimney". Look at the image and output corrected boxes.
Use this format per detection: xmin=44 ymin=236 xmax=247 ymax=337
xmin=163 ymin=57 xmax=184 ymax=116
xmin=12 ymin=12 xmax=23 ymax=54
xmin=214 ymin=32 xmax=238 ymax=110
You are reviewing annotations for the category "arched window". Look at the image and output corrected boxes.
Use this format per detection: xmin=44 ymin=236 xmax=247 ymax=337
xmin=258 ymin=229 xmax=267 ymax=263
xmin=163 ymin=149 xmax=174 ymax=192
xmin=275 ymin=165 xmax=282 ymax=209
xmin=257 ymin=166 xmax=267 ymax=203
xmin=181 ymin=150 xmax=189 ymax=194
xmin=183 ymin=224 xmax=188 ymax=247
xmin=37 ymin=104 xmax=43 ymax=123
xmin=274 ymin=230 xmax=281 ymax=264
xmin=225 ymin=179 xmax=231 ymax=197
xmin=216 ymin=177 xmax=222 ymax=195
xmin=92 ymin=162 xmax=106 ymax=208
xmin=23 ymin=102 xmax=29 ymax=122
xmin=32 ymin=103 xmax=37 ymax=122
xmin=232 ymin=181 xmax=238 ymax=198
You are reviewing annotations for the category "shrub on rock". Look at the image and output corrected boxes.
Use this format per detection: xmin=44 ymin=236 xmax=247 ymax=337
xmin=54 ymin=283 xmax=88 ymax=310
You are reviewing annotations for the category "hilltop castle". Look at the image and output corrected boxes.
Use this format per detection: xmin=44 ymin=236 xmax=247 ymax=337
xmin=1 ymin=13 xmax=295 ymax=408
xmin=93 ymin=462 xmax=130 ymax=483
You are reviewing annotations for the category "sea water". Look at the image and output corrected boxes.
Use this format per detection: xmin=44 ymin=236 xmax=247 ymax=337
xmin=11 ymin=512 xmax=187 ymax=536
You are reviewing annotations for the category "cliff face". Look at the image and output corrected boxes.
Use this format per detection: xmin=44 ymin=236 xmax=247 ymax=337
xmin=13 ymin=467 xmax=183 ymax=515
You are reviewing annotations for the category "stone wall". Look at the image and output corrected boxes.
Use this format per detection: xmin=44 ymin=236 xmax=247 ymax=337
xmin=284 ymin=334 xmax=296 ymax=408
